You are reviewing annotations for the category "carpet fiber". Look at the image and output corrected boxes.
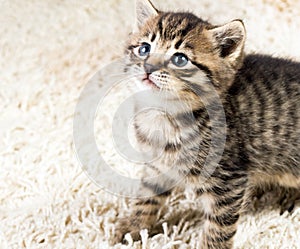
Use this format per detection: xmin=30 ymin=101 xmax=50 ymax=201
xmin=1 ymin=0 xmax=300 ymax=248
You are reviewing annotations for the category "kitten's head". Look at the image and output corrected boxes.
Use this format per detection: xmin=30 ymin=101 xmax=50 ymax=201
xmin=125 ymin=0 xmax=246 ymax=109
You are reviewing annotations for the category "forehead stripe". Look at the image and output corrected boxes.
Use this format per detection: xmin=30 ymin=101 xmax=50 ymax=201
xmin=175 ymin=39 xmax=183 ymax=49
xmin=157 ymin=14 xmax=167 ymax=37
xmin=157 ymin=14 xmax=199 ymax=41
xmin=150 ymin=33 xmax=157 ymax=42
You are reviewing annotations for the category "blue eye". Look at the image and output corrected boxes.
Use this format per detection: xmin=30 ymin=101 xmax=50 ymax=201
xmin=138 ymin=43 xmax=151 ymax=57
xmin=171 ymin=53 xmax=189 ymax=67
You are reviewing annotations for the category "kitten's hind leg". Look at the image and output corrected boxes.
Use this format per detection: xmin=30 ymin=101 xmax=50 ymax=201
xmin=247 ymin=184 xmax=300 ymax=214
xmin=279 ymin=187 xmax=300 ymax=215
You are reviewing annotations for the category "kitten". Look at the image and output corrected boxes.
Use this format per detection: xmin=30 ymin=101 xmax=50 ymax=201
xmin=112 ymin=0 xmax=300 ymax=248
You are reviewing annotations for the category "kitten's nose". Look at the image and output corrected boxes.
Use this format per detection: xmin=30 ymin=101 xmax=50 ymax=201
xmin=144 ymin=63 xmax=160 ymax=74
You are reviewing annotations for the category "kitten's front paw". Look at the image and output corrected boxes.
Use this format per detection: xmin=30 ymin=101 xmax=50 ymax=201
xmin=110 ymin=218 xmax=141 ymax=245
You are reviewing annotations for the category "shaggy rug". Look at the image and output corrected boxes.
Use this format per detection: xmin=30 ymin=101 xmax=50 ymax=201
xmin=1 ymin=0 xmax=299 ymax=248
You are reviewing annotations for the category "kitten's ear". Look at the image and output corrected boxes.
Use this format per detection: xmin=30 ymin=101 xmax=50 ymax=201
xmin=135 ymin=0 xmax=159 ymax=28
xmin=208 ymin=20 xmax=246 ymax=62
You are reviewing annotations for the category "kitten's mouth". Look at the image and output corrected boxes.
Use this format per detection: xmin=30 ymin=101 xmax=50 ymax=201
xmin=142 ymin=74 xmax=160 ymax=89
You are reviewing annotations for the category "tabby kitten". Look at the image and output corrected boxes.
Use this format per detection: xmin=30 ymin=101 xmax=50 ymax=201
xmin=112 ymin=0 xmax=300 ymax=248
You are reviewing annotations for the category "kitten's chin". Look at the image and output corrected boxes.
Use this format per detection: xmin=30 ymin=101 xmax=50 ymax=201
xmin=142 ymin=78 xmax=160 ymax=90
xmin=134 ymin=77 xmax=160 ymax=91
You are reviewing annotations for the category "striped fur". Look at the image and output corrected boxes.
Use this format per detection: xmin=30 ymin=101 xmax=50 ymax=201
xmin=112 ymin=1 xmax=300 ymax=248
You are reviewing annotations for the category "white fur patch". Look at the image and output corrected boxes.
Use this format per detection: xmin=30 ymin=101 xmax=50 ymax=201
xmin=199 ymin=193 xmax=215 ymax=214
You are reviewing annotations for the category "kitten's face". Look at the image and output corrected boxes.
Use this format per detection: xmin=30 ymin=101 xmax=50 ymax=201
xmin=125 ymin=0 xmax=246 ymax=109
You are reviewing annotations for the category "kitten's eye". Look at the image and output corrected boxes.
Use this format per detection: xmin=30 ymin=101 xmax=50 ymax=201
xmin=138 ymin=43 xmax=151 ymax=57
xmin=171 ymin=53 xmax=189 ymax=67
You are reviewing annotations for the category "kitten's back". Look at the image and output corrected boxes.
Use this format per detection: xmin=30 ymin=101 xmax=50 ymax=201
xmin=228 ymin=54 xmax=300 ymax=179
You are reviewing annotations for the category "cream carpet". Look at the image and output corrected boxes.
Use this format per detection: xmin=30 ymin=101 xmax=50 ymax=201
xmin=1 ymin=0 xmax=300 ymax=248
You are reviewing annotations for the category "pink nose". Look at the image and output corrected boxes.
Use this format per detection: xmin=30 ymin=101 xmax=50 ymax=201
xmin=144 ymin=63 xmax=161 ymax=74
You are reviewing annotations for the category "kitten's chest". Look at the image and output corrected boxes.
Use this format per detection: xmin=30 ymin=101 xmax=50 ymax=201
xmin=133 ymin=109 xmax=209 ymax=176
xmin=133 ymin=109 xmax=181 ymax=153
